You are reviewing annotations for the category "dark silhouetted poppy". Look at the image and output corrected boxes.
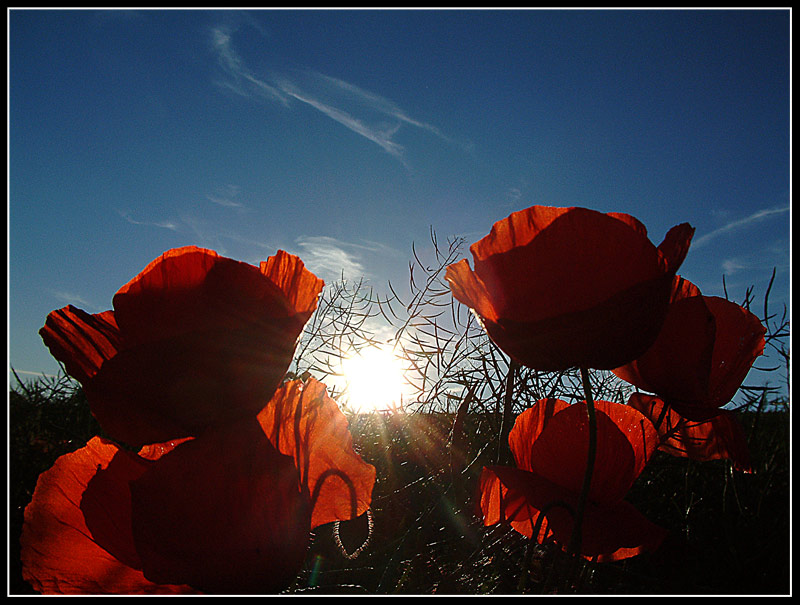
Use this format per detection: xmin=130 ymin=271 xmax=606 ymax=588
xmin=21 ymin=378 xmax=376 ymax=594
xmin=39 ymin=247 xmax=324 ymax=448
xmin=445 ymin=205 xmax=694 ymax=371
xmin=478 ymin=398 xmax=666 ymax=562
xmin=613 ymin=276 xmax=766 ymax=421
xmin=627 ymin=393 xmax=752 ymax=473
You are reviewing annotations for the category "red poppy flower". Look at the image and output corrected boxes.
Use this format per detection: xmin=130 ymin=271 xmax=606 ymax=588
xmin=613 ymin=276 xmax=766 ymax=421
xmin=21 ymin=378 xmax=376 ymax=594
xmin=445 ymin=206 xmax=694 ymax=371
xmin=39 ymin=247 xmax=324 ymax=447
xmin=627 ymin=393 xmax=752 ymax=473
xmin=478 ymin=398 xmax=666 ymax=562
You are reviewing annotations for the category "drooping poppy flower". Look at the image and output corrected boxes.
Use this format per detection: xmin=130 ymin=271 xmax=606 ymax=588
xmin=478 ymin=398 xmax=667 ymax=562
xmin=445 ymin=205 xmax=694 ymax=371
xmin=613 ymin=276 xmax=766 ymax=421
xmin=627 ymin=393 xmax=752 ymax=473
xmin=39 ymin=247 xmax=324 ymax=447
xmin=21 ymin=378 xmax=376 ymax=595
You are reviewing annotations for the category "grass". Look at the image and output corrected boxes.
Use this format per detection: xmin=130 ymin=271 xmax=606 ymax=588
xmin=8 ymin=377 xmax=790 ymax=595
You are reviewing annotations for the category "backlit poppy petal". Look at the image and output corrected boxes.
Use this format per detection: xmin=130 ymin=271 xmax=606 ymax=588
xmin=479 ymin=465 xmax=668 ymax=562
xmin=444 ymin=259 xmax=499 ymax=323
xmin=628 ymin=393 xmax=753 ymax=473
xmin=613 ymin=277 xmax=766 ymax=421
xmin=129 ymin=417 xmax=312 ymax=594
xmin=20 ymin=437 xmax=196 ymax=594
xmin=469 ymin=207 xmax=659 ymax=321
xmin=82 ymin=326 xmax=293 ymax=447
xmin=447 ymin=205 xmax=694 ymax=370
xmin=22 ymin=389 xmax=362 ymax=595
xmin=656 ymin=223 xmax=696 ymax=275
xmin=508 ymin=398 xmax=570 ymax=472
xmin=40 ymin=247 xmax=325 ymax=447
xmin=528 ymin=400 xmax=658 ymax=505
xmin=257 ymin=378 xmax=377 ymax=529
xmin=574 ymin=497 xmax=669 ymax=562
xmin=478 ymin=465 xmax=564 ymax=545
xmin=260 ymin=249 xmax=326 ymax=318
xmin=613 ymin=277 xmax=717 ymax=403
xmin=38 ymin=307 xmax=121 ymax=384
xmin=479 ymin=399 xmax=663 ymax=561
xmin=703 ymin=296 xmax=767 ymax=415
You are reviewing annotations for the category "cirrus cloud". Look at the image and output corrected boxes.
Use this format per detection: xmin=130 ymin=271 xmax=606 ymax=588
xmin=208 ymin=24 xmax=464 ymax=167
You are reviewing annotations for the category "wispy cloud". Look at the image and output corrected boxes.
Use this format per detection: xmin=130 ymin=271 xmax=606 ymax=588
xmin=292 ymin=235 xmax=401 ymax=283
xmin=208 ymin=25 xmax=461 ymax=165
xmin=205 ymin=184 xmax=245 ymax=209
xmin=693 ymin=205 xmax=790 ymax=249
xmin=294 ymin=236 xmax=369 ymax=282
xmin=310 ymin=71 xmax=464 ymax=149
xmin=721 ymin=258 xmax=748 ymax=276
xmin=50 ymin=290 xmax=101 ymax=312
xmin=210 ymin=26 xmax=288 ymax=106
xmin=276 ymin=78 xmax=407 ymax=162
xmin=117 ymin=209 xmax=178 ymax=231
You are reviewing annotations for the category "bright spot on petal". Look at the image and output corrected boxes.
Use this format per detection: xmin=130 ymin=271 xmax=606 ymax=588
xmin=341 ymin=345 xmax=411 ymax=413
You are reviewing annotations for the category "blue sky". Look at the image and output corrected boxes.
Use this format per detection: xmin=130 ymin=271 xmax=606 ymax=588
xmin=8 ymin=8 xmax=791 ymax=395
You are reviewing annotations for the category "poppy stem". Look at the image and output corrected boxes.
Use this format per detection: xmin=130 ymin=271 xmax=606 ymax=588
xmin=497 ymin=358 xmax=519 ymax=465
xmin=566 ymin=366 xmax=597 ymax=560
xmin=653 ymin=398 xmax=670 ymax=431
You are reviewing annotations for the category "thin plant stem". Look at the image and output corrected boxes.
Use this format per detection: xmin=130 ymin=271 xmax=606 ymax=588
xmin=497 ymin=358 xmax=519 ymax=465
xmin=566 ymin=366 xmax=598 ymax=559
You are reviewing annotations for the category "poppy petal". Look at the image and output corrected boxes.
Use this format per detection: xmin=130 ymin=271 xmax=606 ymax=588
xmin=20 ymin=437 xmax=195 ymax=594
xmin=479 ymin=465 xmax=667 ymax=562
xmin=113 ymin=247 xmax=322 ymax=345
xmin=529 ymin=401 xmax=658 ymax=505
xmin=613 ymin=276 xmax=717 ymax=403
xmin=606 ymin=211 xmax=649 ymax=237
xmin=39 ymin=306 xmax=121 ymax=384
xmin=42 ymin=247 xmax=325 ymax=447
xmin=703 ymin=296 xmax=767 ymax=413
xmin=576 ymin=497 xmax=669 ymax=562
xmin=260 ymin=249 xmax=325 ymax=321
xmin=484 ymin=272 xmax=675 ymax=370
xmin=478 ymin=465 xmax=563 ymax=545
xmin=628 ymin=393 xmax=753 ymax=472
xmin=83 ymin=325 xmax=297 ymax=447
xmin=614 ymin=278 xmax=766 ymax=422
xmin=447 ymin=206 xmax=694 ymax=370
xmin=470 ymin=207 xmax=662 ymax=322
xmin=129 ymin=418 xmax=311 ymax=594
xmin=657 ymin=223 xmax=696 ymax=275
xmin=445 ymin=259 xmax=499 ymax=323
xmin=257 ymin=378 xmax=376 ymax=529
xmin=508 ymin=398 xmax=571 ymax=472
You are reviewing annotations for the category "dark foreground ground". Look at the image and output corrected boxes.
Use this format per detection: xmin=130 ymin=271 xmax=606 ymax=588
xmin=9 ymin=384 xmax=790 ymax=595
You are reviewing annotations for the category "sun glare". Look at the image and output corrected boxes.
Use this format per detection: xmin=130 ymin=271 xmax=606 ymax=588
xmin=341 ymin=345 xmax=411 ymax=413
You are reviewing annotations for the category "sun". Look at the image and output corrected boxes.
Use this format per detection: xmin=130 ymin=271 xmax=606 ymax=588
xmin=340 ymin=345 xmax=411 ymax=413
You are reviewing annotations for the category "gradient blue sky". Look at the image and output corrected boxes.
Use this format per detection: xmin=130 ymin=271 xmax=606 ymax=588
xmin=8 ymin=8 xmax=791 ymax=395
